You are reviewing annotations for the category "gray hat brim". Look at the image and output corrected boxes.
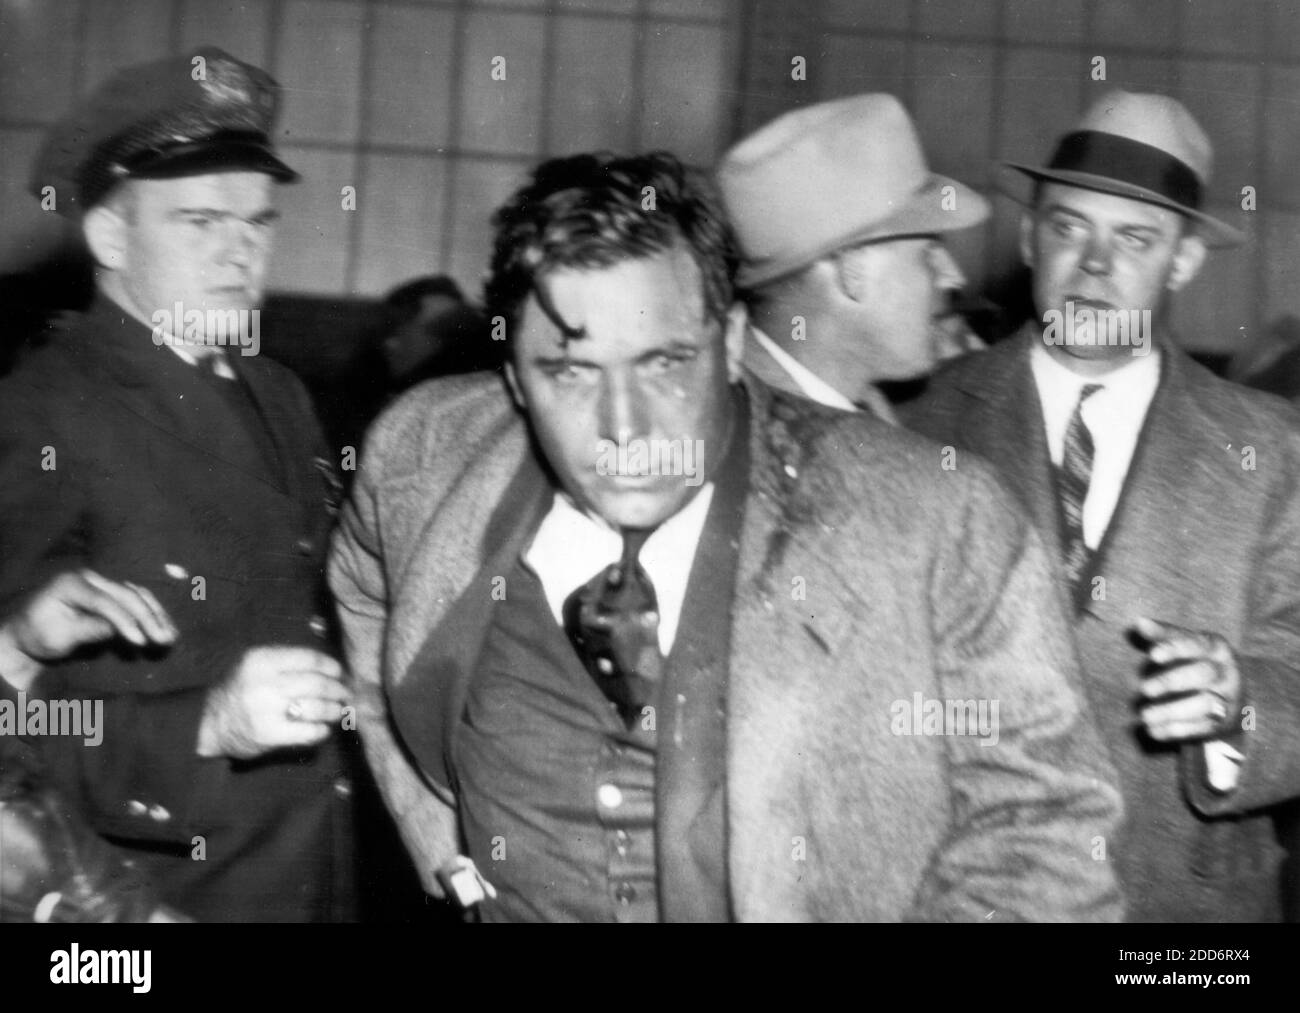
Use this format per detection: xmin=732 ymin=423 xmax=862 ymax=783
xmin=736 ymin=174 xmax=989 ymax=290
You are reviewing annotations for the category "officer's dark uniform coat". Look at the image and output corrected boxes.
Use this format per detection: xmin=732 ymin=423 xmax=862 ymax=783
xmin=0 ymin=298 xmax=355 ymax=922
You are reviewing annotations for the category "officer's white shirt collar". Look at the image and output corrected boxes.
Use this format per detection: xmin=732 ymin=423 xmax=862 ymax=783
xmin=749 ymin=327 xmax=858 ymax=412
xmin=164 ymin=341 xmax=237 ymax=380
xmin=524 ymin=484 xmax=716 ymax=655
xmin=1030 ymin=340 xmax=1161 ymax=550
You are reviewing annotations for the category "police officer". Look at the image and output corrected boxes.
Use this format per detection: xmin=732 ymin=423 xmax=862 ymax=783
xmin=0 ymin=46 xmax=356 ymax=921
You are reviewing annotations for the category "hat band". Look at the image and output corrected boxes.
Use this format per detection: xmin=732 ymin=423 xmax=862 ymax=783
xmin=115 ymin=129 xmax=273 ymax=174
xmin=1048 ymin=130 xmax=1202 ymax=209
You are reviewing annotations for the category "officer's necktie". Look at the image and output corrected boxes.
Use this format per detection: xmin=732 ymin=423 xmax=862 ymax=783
xmin=563 ymin=528 xmax=663 ymax=730
xmin=1059 ymin=383 xmax=1104 ymax=588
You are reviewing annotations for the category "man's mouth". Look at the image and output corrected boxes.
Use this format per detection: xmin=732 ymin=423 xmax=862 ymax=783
xmin=1067 ymin=295 xmax=1117 ymax=311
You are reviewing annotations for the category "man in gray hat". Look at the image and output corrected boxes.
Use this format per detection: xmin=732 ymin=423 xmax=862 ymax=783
xmin=716 ymin=94 xmax=988 ymax=423
xmin=906 ymin=90 xmax=1300 ymax=921
xmin=0 ymin=46 xmax=356 ymax=921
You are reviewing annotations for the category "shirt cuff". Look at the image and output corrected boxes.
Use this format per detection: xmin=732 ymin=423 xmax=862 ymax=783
xmin=1203 ymin=739 xmax=1245 ymax=793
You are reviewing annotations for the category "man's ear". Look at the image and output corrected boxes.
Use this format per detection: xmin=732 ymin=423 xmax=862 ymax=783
xmin=1166 ymin=232 xmax=1207 ymax=293
xmin=831 ymin=247 xmax=870 ymax=304
xmin=723 ymin=300 xmax=747 ymax=383
xmin=82 ymin=201 xmax=129 ymax=271
xmin=1018 ymin=212 xmax=1036 ymax=270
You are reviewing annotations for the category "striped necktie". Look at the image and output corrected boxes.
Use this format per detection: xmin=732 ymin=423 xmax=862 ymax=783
xmin=1059 ymin=383 xmax=1103 ymax=588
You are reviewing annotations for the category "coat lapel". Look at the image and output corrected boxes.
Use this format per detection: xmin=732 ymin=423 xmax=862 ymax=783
xmin=384 ymin=422 xmax=553 ymax=788
xmin=1080 ymin=349 xmax=1223 ymax=623
xmin=725 ymin=379 xmax=876 ymax=918
xmin=78 ymin=300 xmax=295 ymax=493
xmin=952 ymin=336 xmax=1064 ymax=565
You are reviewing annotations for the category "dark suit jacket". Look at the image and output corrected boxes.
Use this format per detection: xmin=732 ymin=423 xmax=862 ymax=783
xmin=0 ymin=296 xmax=355 ymax=922
xmin=905 ymin=334 xmax=1300 ymax=921
xmin=329 ymin=369 xmax=1125 ymax=921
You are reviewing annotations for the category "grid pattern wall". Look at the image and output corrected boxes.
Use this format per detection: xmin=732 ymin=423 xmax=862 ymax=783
xmin=1 ymin=0 xmax=1296 ymax=354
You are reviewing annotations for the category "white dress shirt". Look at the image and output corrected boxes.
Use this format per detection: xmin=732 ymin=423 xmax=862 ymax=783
xmin=1030 ymin=342 xmax=1241 ymax=790
xmin=164 ymin=339 xmax=236 ymax=380
xmin=749 ymin=327 xmax=858 ymax=412
xmin=523 ymin=485 xmax=716 ymax=656
xmin=1030 ymin=342 xmax=1160 ymax=549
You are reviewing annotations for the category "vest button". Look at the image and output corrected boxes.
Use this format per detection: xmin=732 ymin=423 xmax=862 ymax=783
xmin=597 ymin=783 xmax=623 ymax=809
xmin=614 ymin=882 xmax=636 ymax=905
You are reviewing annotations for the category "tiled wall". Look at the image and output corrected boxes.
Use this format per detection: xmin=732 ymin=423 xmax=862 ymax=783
xmin=0 ymin=0 xmax=742 ymax=301
xmin=1 ymin=0 xmax=1296 ymax=355
xmin=737 ymin=0 xmax=1300 ymax=355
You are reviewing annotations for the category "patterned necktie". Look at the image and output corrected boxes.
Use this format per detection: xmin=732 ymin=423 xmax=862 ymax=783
xmin=1059 ymin=383 xmax=1104 ymax=587
xmin=563 ymin=528 xmax=663 ymax=730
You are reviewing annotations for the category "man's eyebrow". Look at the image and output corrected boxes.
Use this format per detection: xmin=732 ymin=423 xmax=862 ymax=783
xmin=636 ymin=340 xmax=700 ymax=362
xmin=1041 ymin=203 xmax=1090 ymax=221
xmin=169 ymin=207 xmax=280 ymax=222
xmin=1041 ymin=203 xmax=1166 ymax=235
xmin=533 ymin=352 xmax=596 ymax=368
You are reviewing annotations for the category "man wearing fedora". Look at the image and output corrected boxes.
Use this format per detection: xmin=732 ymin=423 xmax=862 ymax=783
xmin=329 ymin=149 xmax=1124 ymax=922
xmin=906 ymin=90 xmax=1300 ymax=921
xmin=716 ymin=94 xmax=987 ymax=423
xmin=0 ymin=47 xmax=358 ymax=920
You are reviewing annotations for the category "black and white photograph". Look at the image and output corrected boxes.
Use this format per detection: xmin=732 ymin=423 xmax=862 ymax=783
xmin=0 ymin=0 xmax=1296 ymax=987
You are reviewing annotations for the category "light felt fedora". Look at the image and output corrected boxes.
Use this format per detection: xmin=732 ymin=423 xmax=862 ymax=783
xmin=1003 ymin=89 xmax=1245 ymax=247
xmin=717 ymin=94 xmax=989 ymax=290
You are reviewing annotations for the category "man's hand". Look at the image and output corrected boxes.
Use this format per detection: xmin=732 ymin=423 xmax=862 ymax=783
xmin=197 ymin=647 xmax=351 ymax=760
xmin=1134 ymin=616 xmax=1242 ymax=742
xmin=0 ymin=570 xmax=178 ymax=691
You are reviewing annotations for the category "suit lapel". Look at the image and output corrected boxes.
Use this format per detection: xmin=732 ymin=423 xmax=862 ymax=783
xmin=953 ymin=336 xmax=1065 ymax=565
xmin=1080 ymin=349 xmax=1214 ymax=621
xmin=79 ymin=301 xmax=295 ymax=493
xmin=725 ymin=380 xmax=874 ymax=918
xmin=386 ymin=428 xmax=552 ymax=789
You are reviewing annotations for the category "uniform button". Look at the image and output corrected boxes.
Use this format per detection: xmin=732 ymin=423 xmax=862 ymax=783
xmin=333 ymin=778 xmax=353 ymax=800
xmin=294 ymin=537 xmax=314 ymax=555
xmin=125 ymin=799 xmax=148 ymax=817
xmin=147 ymin=804 xmax=171 ymax=822
xmin=308 ymin=614 xmax=329 ymax=638
xmin=614 ymin=829 xmax=631 ymax=857
xmin=597 ymin=783 xmax=623 ymax=809
xmin=614 ymin=882 xmax=636 ymax=905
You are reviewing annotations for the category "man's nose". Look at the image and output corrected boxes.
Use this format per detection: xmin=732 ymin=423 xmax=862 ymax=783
xmin=1080 ymin=233 xmax=1114 ymax=276
xmin=221 ymin=220 xmax=259 ymax=267
xmin=599 ymin=372 xmax=650 ymax=443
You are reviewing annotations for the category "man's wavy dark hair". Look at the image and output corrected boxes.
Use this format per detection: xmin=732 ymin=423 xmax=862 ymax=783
xmin=483 ymin=151 xmax=736 ymax=341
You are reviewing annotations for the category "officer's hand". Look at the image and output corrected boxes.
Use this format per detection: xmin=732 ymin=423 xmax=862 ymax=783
xmin=1134 ymin=616 xmax=1242 ymax=742
xmin=197 ymin=647 xmax=351 ymax=759
xmin=0 ymin=570 xmax=177 ymax=692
